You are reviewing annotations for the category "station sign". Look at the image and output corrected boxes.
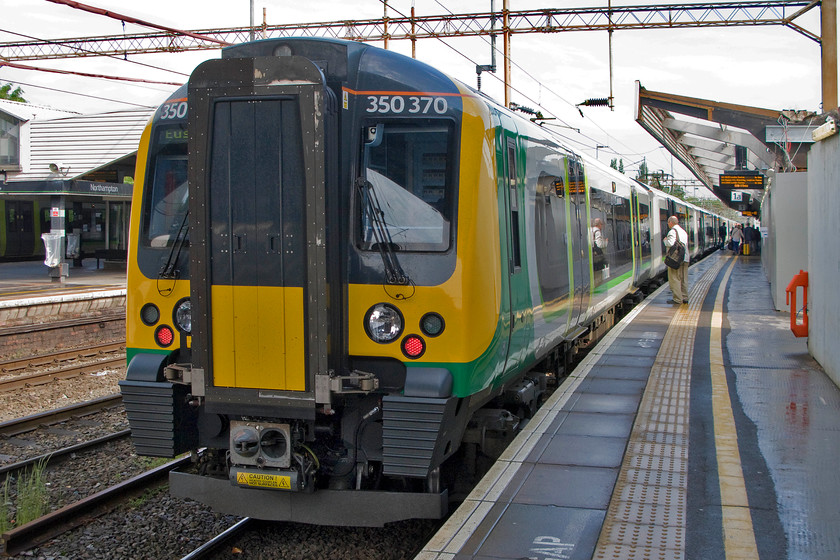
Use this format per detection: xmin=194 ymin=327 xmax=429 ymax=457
xmin=719 ymin=171 xmax=765 ymax=189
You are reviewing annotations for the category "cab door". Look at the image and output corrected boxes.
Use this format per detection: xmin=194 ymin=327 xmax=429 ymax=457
xmin=189 ymin=56 xmax=328 ymax=401
xmin=207 ymin=98 xmax=307 ymax=391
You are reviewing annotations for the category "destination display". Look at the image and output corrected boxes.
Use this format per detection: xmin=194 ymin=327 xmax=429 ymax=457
xmin=719 ymin=171 xmax=764 ymax=189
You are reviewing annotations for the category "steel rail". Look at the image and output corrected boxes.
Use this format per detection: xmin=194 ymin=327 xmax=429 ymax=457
xmin=0 ymin=429 xmax=131 ymax=477
xmin=0 ymin=313 xmax=125 ymax=338
xmin=0 ymin=342 xmax=125 ymax=373
xmin=0 ymin=394 xmax=122 ymax=438
xmin=179 ymin=518 xmax=253 ymax=560
xmin=0 ymin=356 xmax=125 ymax=392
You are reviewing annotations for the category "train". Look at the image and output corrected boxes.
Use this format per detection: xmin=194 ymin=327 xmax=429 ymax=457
xmin=119 ymin=37 xmax=732 ymax=526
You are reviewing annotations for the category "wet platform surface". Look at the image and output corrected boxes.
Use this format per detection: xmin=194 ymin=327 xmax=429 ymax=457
xmin=0 ymin=259 xmax=125 ymax=303
xmin=419 ymin=253 xmax=840 ymax=560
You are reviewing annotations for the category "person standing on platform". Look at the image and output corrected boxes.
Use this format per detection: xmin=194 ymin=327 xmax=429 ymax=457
xmin=730 ymin=224 xmax=744 ymax=255
xmin=664 ymin=215 xmax=689 ymax=305
xmin=744 ymin=222 xmax=760 ymax=255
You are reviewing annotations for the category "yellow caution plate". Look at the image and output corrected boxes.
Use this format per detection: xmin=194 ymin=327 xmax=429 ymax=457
xmin=236 ymin=471 xmax=292 ymax=490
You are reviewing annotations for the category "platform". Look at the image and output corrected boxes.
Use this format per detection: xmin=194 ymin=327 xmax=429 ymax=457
xmin=0 ymin=258 xmax=125 ymax=302
xmin=419 ymin=253 xmax=840 ymax=560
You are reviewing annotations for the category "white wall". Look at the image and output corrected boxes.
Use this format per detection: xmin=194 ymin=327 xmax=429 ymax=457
xmin=761 ymin=171 xmax=809 ymax=313
xmin=807 ymin=132 xmax=840 ymax=388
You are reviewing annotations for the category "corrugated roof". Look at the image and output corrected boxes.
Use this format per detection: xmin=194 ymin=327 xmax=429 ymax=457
xmin=8 ymin=107 xmax=155 ymax=182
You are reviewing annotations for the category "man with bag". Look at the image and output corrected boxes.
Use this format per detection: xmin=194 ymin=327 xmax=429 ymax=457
xmin=663 ymin=215 xmax=689 ymax=305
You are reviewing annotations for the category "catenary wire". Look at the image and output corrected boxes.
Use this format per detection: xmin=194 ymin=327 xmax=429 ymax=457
xmin=4 ymin=79 xmax=157 ymax=108
xmin=403 ymin=1 xmax=661 ymax=167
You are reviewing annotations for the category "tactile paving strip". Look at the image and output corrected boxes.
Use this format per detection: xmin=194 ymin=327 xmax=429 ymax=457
xmin=593 ymin=257 xmax=728 ymax=560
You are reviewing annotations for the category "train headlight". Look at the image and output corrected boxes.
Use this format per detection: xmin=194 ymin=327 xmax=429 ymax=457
xmin=173 ymin=298 xmax=192 ymax=334
xmin=365 ymin=303 xmax=403 ymax=343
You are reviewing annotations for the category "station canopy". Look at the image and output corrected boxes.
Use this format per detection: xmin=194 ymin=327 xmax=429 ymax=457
xmin=634 ymin=81 xmax=820 ymax=215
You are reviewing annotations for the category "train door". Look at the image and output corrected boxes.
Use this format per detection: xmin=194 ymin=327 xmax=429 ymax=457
xmin=4 ymin=200 xmax=34 ymax=257
xmin=568 ymin=158 xmax=590 ymax=325
xmin=189 ymin=56 xmax=328 ymax=398
xmin=630 ymin=190 xmax=642 ymax=275
xmin=636 ymin=192 xmax=652 ymax=274
xmin=502 ymin=135 xmax=529 ymax=372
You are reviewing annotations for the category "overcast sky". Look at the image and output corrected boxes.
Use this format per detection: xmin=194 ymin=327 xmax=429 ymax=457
xmin=1 ymin=0 xmax=835 ymax=188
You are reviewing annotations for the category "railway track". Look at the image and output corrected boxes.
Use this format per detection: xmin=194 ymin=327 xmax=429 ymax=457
xmin=0 ymin=342 xmax=125 ymax=391
xmin=2 ymin=454 xmax=192 ymax=556
xmin=0 ymin=341 xmax=125 ymax=372
xmin=178 ymin=518 xmax=254 ymax=560
xmin=0 ymin=393 xmax=123 ymax=438
xmin=0 ymin=393 xmax=190 ymax=557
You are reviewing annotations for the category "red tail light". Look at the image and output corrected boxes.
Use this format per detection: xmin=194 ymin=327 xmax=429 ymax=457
xmin=401 ymin=335 xmax=426 ymax=359
xmin=155 ymin=325 xmax=175 ymax=347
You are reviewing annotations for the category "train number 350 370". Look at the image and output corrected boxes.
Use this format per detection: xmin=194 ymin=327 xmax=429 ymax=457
xmin=366 ymin=95 xmax=449 ymax=115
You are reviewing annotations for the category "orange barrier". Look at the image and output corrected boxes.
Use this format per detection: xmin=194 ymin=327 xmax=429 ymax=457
xmin=785 ymin=270 xmax=809 ymax=338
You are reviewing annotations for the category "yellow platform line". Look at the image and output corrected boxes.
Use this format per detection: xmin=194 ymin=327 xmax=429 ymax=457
xmin=710 ymin=257 xmax=759 ymax=559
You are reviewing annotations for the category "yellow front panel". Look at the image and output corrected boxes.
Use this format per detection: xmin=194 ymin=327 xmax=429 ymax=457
xmin=211 ymin=285 xmax=305 ymax=391
xmin=211 ymin=286 xmax=236 ymax=387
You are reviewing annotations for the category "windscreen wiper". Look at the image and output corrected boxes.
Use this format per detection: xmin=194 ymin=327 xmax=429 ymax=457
xmin=356 ymin=177 xmax=409 ymax=285
xmin=159 ymin=210 xmax=190 ymax=280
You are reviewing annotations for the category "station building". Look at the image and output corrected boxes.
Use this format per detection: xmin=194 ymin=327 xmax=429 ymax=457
xmin=0 ymin=99 xmax=154 ymax=265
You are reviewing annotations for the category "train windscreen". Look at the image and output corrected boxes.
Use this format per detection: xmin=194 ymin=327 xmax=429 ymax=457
xmin=143 ymin=124 xmax=188 ymax=248
xmin=359 ymin=121 xmax=454 ymax=252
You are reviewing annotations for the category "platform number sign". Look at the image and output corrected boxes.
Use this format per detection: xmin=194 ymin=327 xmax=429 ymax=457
xmin=731 ymin=191 xmax=743 ymax=202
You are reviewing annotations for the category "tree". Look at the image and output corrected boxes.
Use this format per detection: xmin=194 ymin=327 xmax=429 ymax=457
xmin=636 ymin=160 xmax=649 ymax=183
xmin=0 ymin=83 xmax=26 ymax=102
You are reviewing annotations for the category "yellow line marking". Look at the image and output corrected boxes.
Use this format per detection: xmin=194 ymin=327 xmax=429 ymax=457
xmin=710 ymin=257 xmax=760 ymax=559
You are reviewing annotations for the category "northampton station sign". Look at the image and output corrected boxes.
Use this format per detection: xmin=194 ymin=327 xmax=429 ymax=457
xmin=719 ymin=171 xmax=765 ymax=189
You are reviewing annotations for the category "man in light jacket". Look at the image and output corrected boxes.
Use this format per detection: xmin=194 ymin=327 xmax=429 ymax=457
xmin=664 ymin=215 xmax=689 ymax=305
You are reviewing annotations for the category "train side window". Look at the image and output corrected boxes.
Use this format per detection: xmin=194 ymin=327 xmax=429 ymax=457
xmin=507 ymin=139 xmax=521 ymax=271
